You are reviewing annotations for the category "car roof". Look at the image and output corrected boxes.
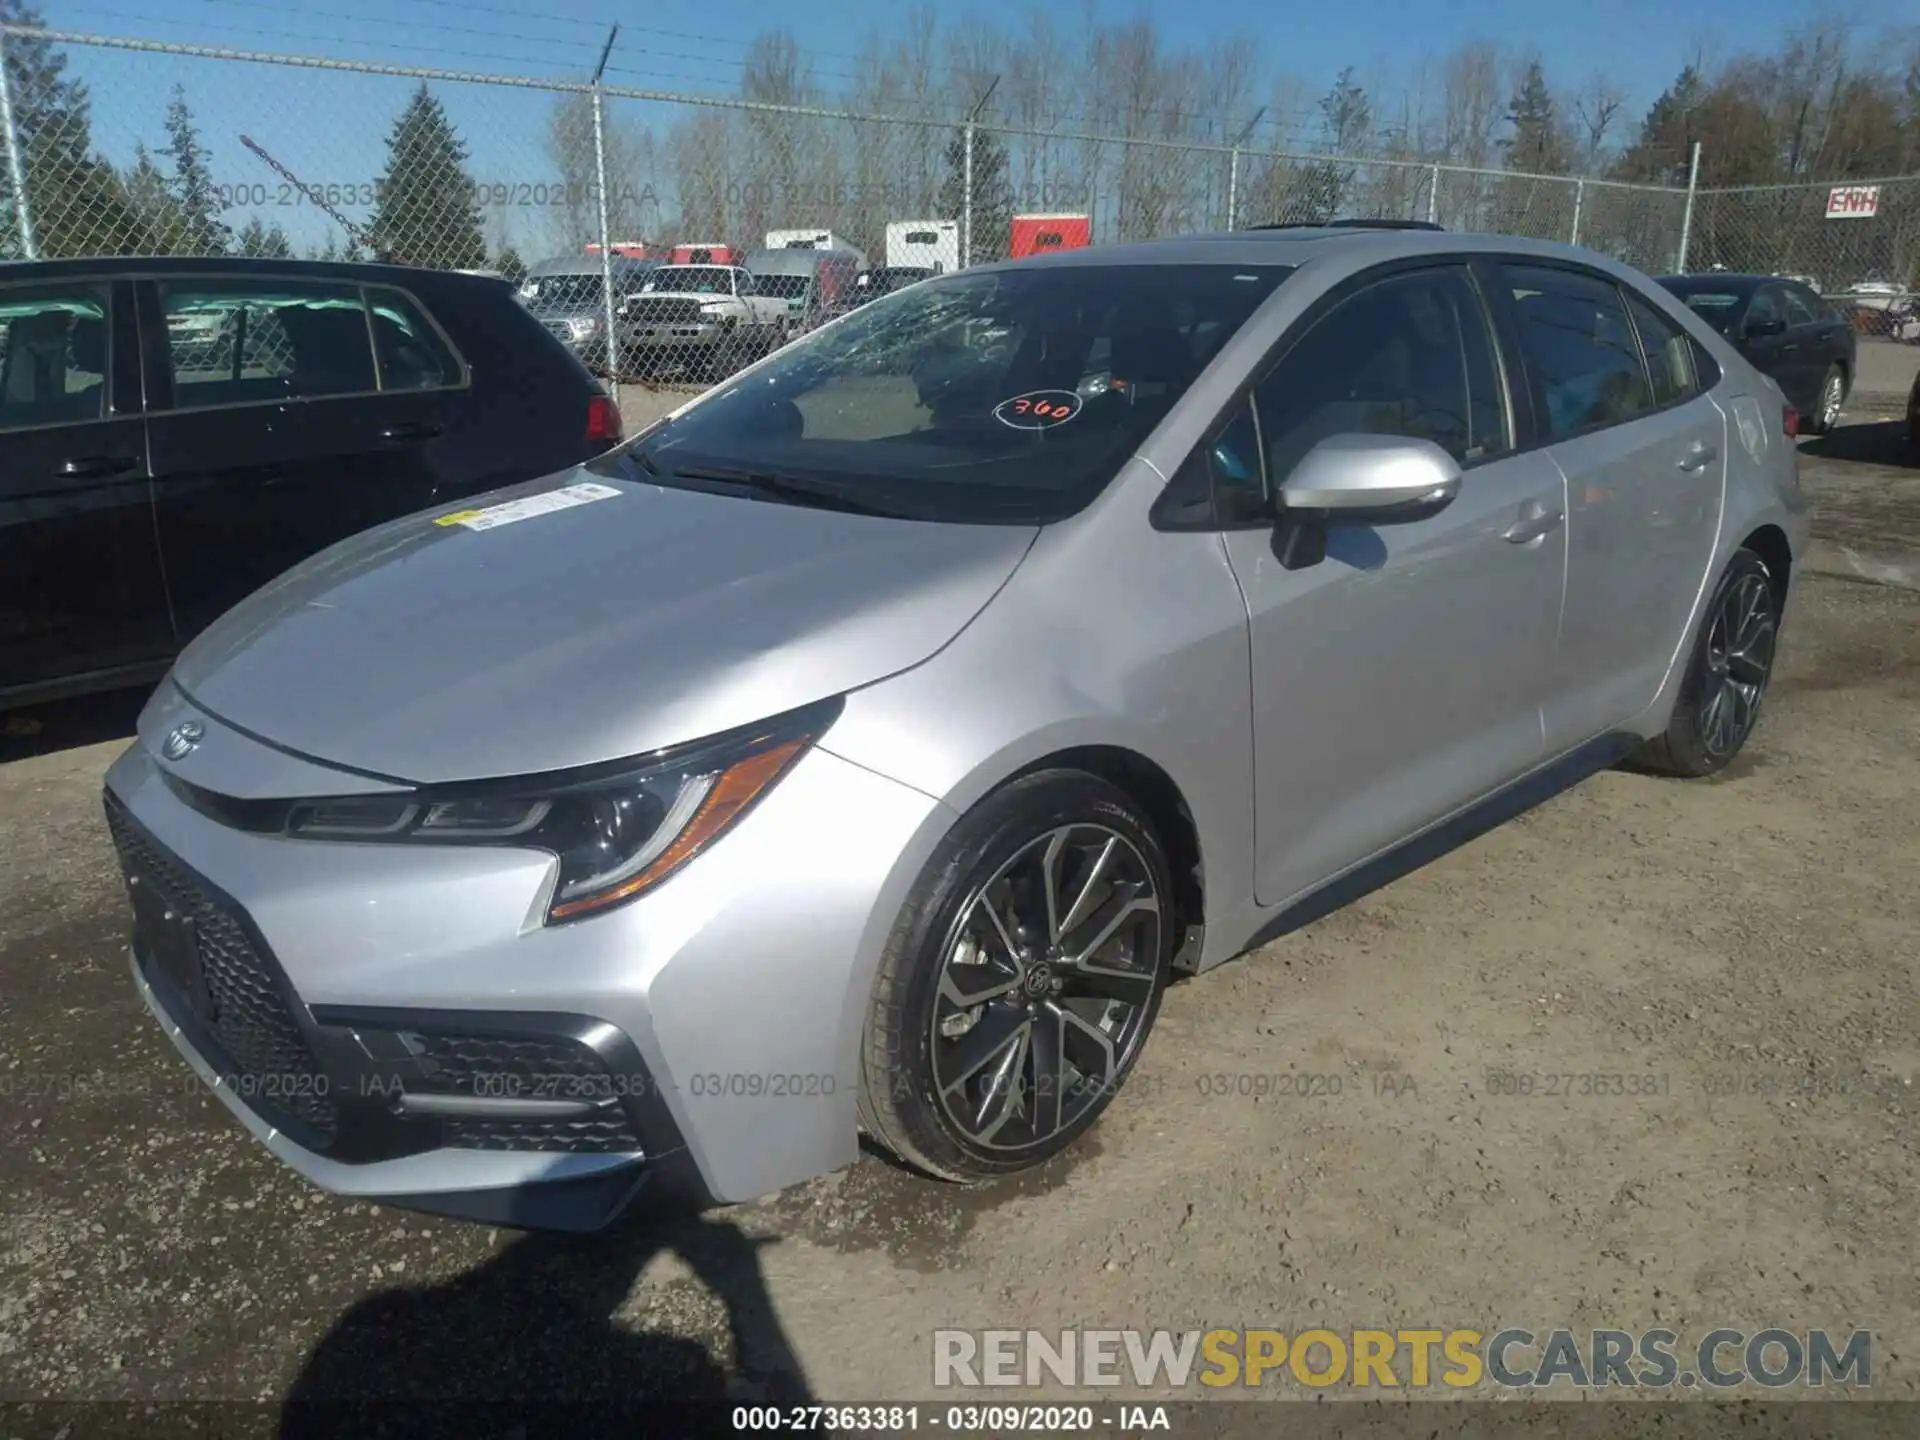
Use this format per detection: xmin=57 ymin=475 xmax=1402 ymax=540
xmin=970 ymin=224 xmax=1664 ymax=273
xmin=529 ymin=255 xmax=654 ymax=276
xmin=0 ymin=254 xmax=512 ymax=286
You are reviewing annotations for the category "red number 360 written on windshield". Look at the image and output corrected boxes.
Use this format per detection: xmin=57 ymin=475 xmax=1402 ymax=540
xmin=994 ymin=390 xmax=1083 ymax=430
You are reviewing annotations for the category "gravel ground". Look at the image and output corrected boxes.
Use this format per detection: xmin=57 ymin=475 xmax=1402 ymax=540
xmin=1 ymin=417 xmax=1916 ymax=1419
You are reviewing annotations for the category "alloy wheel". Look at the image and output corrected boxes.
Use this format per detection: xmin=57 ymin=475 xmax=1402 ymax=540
xmin=929 ymin=824 xmax=1162 ymax=1153
xmin=1821 ymin=372 xmax=1843 ymax=431
xmin=1697 ymin=571 xmax=1777 ymax=759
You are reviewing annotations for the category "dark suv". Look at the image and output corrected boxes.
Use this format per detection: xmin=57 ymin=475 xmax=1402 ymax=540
xmin=2 ymin=257 xmax=623 ymax=710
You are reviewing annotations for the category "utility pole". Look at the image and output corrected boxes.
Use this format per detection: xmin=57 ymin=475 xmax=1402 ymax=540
xmin=1225 ymin=106 xmax=1266 ymax=230
xmin=590 ymin=24 xmax=621 ymax=378
xmin=961 ymin=75 xmax=999 ymax=268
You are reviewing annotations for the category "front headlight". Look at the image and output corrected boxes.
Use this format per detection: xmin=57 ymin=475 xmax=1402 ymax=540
xmin=280 ymin=700 xmax=839 ymax=923
xmin=568 ymin=316 xmax=599 ymax=337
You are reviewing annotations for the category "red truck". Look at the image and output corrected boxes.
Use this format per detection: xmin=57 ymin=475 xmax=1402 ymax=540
xmin=1010 ymin=213 xmax=1091 ymax=259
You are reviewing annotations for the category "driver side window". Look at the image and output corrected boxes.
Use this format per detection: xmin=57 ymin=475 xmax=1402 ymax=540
xmin=1253 ymin=266 xmax=1508 ymax=494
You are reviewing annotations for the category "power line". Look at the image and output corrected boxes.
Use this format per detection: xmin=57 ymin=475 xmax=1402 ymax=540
xmin=55 ymin=5 xmax=601 ymax=73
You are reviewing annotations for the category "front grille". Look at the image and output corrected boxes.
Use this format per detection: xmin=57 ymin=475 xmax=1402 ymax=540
xmin=626 ymin=297 xmax=704 ymax=325
xmin=400 ymin=1031 xmax=642 ymax=1154
xmin=105 ymin=794 xmax=338 ymax=1142
xmin=542 ymin=318 xmax=575 ymax=340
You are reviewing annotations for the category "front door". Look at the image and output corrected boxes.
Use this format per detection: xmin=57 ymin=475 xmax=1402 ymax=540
xmin=0 ymin=278 xmax=170 ymax=697
xmin=139 ymin=276 xmax=445 ymax=640
xmin=1219 ymin=263 xmax=1568 ymax=908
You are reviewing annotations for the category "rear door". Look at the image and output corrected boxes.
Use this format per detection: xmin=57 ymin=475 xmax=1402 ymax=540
xmin=1496 ymin=263 xmax=1725 ymax=751
xmin=0 ymin=277 xmax=170 ymax=698
xmin=141 ymin=274 xmax=450 ymax=640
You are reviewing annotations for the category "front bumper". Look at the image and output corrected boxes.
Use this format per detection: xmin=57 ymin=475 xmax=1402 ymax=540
xmin=615 ymin=319 xmax=728 ymax=355
xmin=104 ymin=710 xmax=950 ymax=1227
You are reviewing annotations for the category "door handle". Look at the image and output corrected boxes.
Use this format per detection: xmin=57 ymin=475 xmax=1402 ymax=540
xmin=56 ymin=454 xmax=137 ymax=478
xmin=1501 ymin=500 xmax=1563 ymax=545
xmin=378 ymin=422 xmax=442 ymax=442
xmin=1678 ymin=442 xmax=1717 ymax=473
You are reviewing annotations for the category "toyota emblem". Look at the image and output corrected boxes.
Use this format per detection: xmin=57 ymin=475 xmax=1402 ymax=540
xmin=161 ymin=721 xmax=204 ymax=761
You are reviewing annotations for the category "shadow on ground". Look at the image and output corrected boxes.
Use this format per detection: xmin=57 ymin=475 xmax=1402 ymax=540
xmin=1800 ymin=418 xmax=1911 ymax=466
xmin=0 ymin=685 xmax=151 ymax=765
xmin=278 ymin=1213 xmax=812 ymax=1438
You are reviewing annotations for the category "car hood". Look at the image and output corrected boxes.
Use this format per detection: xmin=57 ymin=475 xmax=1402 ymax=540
xmin=170 ymin=471 xmax=1039 ymax=786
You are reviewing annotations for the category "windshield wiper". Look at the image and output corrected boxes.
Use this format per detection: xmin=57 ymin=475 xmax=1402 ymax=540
xmin=666 ymin=464 xmax=904 ymax=518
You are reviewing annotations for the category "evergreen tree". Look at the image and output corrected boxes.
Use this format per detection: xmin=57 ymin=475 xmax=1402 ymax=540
xmin=122 ymin=141 xmax=188 ymax=253
xmin=1611 ymin=66 xmax=1706 ymax=184
xmin=1502 ymin=60 xmax=1572 ymax=174
xmin=159 ymin=83 xmax=231 ymax=254
xmin=1 ymin=0 xmax=145 ymax=257
xmin=494 ymin=244 xmax=528 ymax=284
xmin=1289 ymin=69 xmax=1372 ymax=222
xmin=236 ymin=216 xmax=292 ymax=257
xmin=365 ymin=83 xmax=485 ymax=269
xmin=937 ymin=126 xmax=1012 ymax=263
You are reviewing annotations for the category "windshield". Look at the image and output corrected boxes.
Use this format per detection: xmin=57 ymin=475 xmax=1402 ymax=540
xmin=646 ymin=266 xmax=732 ymax=294
xmin=522 ymin=275 xmax=604 ymax=307
xmin=753 ymin=274 xmax=811 ymax=299
xmin=591 ymin=261 xmax=1294 ymax=524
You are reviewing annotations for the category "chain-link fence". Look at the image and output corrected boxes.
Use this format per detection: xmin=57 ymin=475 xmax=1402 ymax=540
xmin=5 ymin=25 xmax=1919 ymax=389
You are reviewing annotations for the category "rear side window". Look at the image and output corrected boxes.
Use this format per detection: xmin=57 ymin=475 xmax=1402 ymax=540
xmin=367 ymin=287 xmax=459 ymax=391
xmin=161 ymin=279 xmax=375 ymax=408
xmin=1502 ymin=265 xmax=1652 ymax=441
xmin=0 ymin=285 xmax=109 ymax=431
xmin=1255 ymin=265 xmax=1508 ymax=486
xmin=1623 ymin=292 xmax=1698 ymax=407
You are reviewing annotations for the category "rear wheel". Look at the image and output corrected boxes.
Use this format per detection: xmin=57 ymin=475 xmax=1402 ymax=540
xmin=858 ymin=772 xmax=1174 ymax=1182
xmin=1634 ymin=548 xmax=1780 ymax=777
xmin=1803 ymin=364 xmax=1845 ymax=436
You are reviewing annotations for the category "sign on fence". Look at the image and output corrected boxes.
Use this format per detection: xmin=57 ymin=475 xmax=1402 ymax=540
xmin=1825 ymin=185 xmax=1881 ymax=220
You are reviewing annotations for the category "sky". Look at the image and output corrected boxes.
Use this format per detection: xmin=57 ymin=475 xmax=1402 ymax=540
xmin=20 ymin=0 xmax=1874 ymax=255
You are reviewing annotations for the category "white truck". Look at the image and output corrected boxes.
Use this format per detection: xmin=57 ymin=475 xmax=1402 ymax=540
xmin=885 ymin=220 xmax=959 ymax=274
xmin=615 ymin=263 xmax=789 ymax=380
xmin=764 ymin=229 xmax=870 ymax=272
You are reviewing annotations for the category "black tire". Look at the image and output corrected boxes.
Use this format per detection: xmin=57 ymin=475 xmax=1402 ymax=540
xmin=1633 ymin=548 xmax=1780 ymax=777
xmin=1802 ymin=364 xmax=1846 ymax=436
xmin=858 ymin=770 xmax=1175 ymax=1182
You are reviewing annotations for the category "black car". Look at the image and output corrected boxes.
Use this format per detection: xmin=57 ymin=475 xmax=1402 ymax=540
xmin=1657 ymin=272 xmax=1856 ymax=434
xmin=1 ymin=256 xmax=623 ymax=710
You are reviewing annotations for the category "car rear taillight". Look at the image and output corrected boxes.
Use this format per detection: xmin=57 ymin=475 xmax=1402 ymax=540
xmin=1782 ymin=405 xmax=1799 ymax=438
xmin=586 ymin=393 xmax=622 ymax=446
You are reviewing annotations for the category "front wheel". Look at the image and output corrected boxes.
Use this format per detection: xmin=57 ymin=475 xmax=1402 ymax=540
xmin=1633 ymin=548 xmax=1780 ymax=777
xmin=858 ymin=772 xmax=1174 ymax=1182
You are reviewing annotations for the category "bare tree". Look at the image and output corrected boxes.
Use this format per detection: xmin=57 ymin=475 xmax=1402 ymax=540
xmin=1572 ymin=72 xmax=1626 ymax=175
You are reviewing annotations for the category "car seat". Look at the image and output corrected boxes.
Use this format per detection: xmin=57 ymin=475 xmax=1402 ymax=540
xmin=279 ymin=305 xmax=377 ymax=395
xmin=0 ymin=310 xmax=104 ymax=426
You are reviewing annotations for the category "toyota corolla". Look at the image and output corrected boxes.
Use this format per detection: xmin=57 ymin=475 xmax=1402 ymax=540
xmin=104 ymin=226 xmax=1808 ymax=1230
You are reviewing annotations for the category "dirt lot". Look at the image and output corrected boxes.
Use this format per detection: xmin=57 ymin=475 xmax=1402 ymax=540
xmin=1 ymin=418 xmax=1916 ymax=1420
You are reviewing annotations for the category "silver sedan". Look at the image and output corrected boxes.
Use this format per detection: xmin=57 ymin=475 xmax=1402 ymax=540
xmin=104 ymin=226 xmax=1808 ymax=1229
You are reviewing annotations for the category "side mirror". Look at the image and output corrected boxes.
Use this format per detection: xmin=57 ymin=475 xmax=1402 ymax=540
xmin=1271 ymin=433 xmax=1463 ymax=571
xmin=1745 ymin=316 xmax=1787 ymax=339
